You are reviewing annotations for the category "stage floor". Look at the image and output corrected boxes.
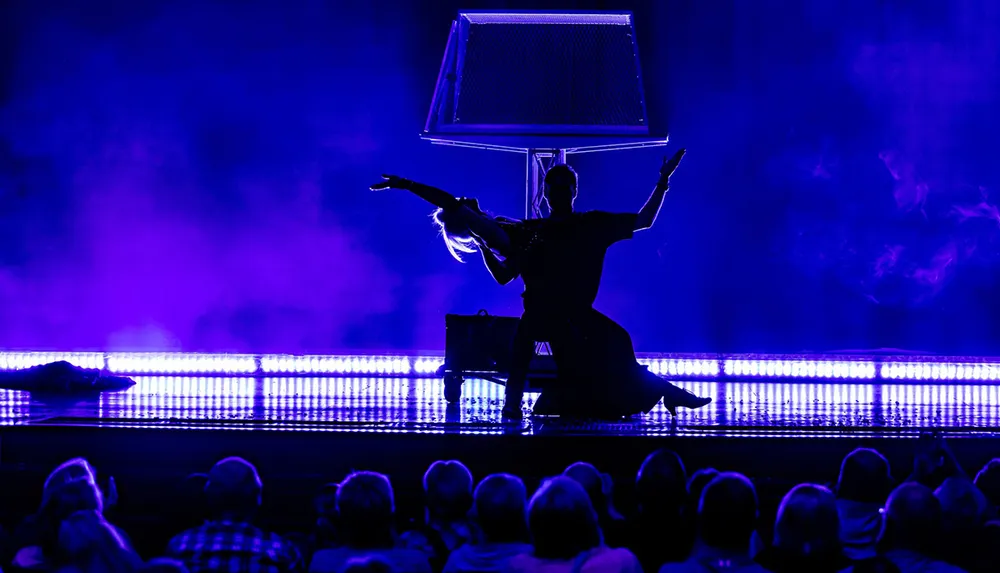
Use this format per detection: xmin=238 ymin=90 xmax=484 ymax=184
xmin=4 ymin=376 xmax=1000 ymax=437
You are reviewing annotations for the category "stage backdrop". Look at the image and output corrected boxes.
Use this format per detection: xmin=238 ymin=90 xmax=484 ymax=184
xmin=1 ymin=0 xmax=999 ymax=355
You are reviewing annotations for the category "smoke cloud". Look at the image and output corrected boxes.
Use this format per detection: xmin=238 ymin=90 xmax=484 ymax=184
xmin=0 ymin=2 xmax=406 ymax=352
xmin=786 ymin=1 xmax=1000 ymax=308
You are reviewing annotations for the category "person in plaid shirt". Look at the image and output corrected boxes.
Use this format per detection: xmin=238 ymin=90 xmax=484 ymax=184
xmin=166 ymin=457 xmax=304 ymax=573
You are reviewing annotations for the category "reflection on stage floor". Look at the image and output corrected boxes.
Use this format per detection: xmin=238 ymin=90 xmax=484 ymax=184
xmin=2 ymin=376 xmax=999 ymax=437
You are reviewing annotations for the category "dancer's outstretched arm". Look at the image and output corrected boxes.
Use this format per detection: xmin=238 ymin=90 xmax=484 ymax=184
xmin=370 ymin=174 xmax=461 ymax=210
xmin=634 ymin=149 xmax=686 ymax=231
xmin=370 ymin=175 xmax=512 ymax=254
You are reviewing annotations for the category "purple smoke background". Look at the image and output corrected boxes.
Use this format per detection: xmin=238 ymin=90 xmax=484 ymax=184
xmin=1 ymin=0 xmax=999 ymax=354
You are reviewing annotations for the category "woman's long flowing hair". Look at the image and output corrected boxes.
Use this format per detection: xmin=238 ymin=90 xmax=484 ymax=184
xmin=432 ymin=198 xmax=520 ymax=262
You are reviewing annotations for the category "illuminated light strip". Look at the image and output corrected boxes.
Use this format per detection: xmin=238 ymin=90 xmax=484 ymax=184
xmin=638 ymin=358 xmax=720 ymax=378
xmin=879 ymin=361 xmax=1000 ymax=382
xmin=414 ymin=357 xmax=445 ymax=375
xmin=1 ymin=351 xmax=1000 ymax=381
xmin=721 ymin=359 xmax=877 ymax=380
xmin=0 ymin=352 xmax=105 ymax=371
xmin=260 ymin=355 xmax=413 ymax=375
xmin=106 ymin=353 xmax=257 ymax=375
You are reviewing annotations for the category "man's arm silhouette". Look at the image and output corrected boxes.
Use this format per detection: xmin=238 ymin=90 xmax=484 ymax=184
xmin=473 ymin=233 xmax=519 ymax=285
xmin=634 ymin=149 xmax=686 ymax=231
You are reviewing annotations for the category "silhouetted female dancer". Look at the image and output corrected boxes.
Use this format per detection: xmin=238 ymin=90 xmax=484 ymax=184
xmin=371 ymin=150 xmax=710 ymax=420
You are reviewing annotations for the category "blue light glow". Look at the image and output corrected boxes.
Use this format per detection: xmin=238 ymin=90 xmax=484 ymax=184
xmin=2 ymin=351 xmax=1000 ymax=385
xmin=260 ymin=355 xmax=413 ymax=375
xmin=0 ymin=352 xmax=104 ymax=371
xmin=722 ymin=359 xmax=878 ymax=380
xmin=106 ymin=353 xmax=256 ymax=375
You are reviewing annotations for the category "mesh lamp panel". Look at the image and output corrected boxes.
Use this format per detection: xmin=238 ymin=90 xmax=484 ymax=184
xmin=426 ymin=12 xmax=650 ymax=136
xmin=457 ymin=24 xmax=644 ymax=126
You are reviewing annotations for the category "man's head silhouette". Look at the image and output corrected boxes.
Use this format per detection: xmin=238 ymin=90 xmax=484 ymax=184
xmin=543 ymin=164 xmax=578 ymax=215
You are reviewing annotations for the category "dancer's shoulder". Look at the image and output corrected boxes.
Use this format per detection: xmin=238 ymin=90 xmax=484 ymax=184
xmin=579 ymin=209 xmax=622 ymax=219
xmin=494 ymin=215 xmax=524 ymax=226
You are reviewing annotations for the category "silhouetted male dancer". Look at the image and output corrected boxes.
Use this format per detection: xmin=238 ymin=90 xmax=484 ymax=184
xmin=471 ymin=151 xmax=709 ymax=419
xmin=371 ymin=150 xmax=710 ymax=420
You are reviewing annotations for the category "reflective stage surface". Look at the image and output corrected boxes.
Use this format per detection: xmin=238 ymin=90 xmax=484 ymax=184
xmin=3 ymin=377 xmax=1000 ymax=437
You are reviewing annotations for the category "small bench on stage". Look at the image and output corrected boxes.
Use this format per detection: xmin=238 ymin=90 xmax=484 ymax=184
xmin=438 ymin=311 xmax=556 ymax=402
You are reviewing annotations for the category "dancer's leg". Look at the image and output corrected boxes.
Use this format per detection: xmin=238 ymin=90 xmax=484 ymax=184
xmin=576 ymin=309 xmax=711 ymax=416
xmin=504 ymin=310 xmax=581 ymax=418
xmin=502 ymin=313 xmax=538 ymax=419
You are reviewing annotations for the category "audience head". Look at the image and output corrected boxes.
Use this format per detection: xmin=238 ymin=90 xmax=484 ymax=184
xmin=837 ymin=448 xmax=893 ymax=504
xmin=935 ymin=477 xmax=988 ymax=532
xmin=315 ymin=482 xmax=340 ymax=526
xmin=698 ymin=473 xmax=759 ymax=552
xmin=687 ymin=468 xmax=720 ymax=505
xmin=41 ymin=476 xmax=106 ymax=554
xmin=636 ymin=449 xmax=688 ymax=517
xmin=424 ymin=460 xmax=474 ymax=522
xmin=58 ymin=509 xmax=137 ymax=573
xmin=44 ymin=476 xmax=104 ymax=517
xmin=338 ymin=471 xmax=396 ymax=549
xmin=180 ymin=473 xmax=208 ymax=500
xmin=974 ymin=459 xmax=1000 ymax=511
xmin=474 ymin=474 xmax=528 ymax=544
xmin=774 ymin=484 xmax=841 ymax=557
xmin=529 ymin=476 xmax=602 ymax=559
xmin=563 ymin=462 xmax=609 ymax=516
xmin=878 ymin=483 xmax=942 ymax=552
xmin=343 ymin=556 xmax=393 ymax=573
xmin=204 ymin=457 xmax=262 ymax=520
xmin=43 ymin=458 xmax=98 ymax=506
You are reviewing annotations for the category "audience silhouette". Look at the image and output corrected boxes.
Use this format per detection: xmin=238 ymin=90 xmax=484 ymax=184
xmin=628 ymin=450 xmax=693 ymax=571
xmin=443 ymin=474 xmax=530 ymax=573
xmin=507 ymin=477 xmax=640 ymax=573
xmin=310 ymin=472 xmax=431 ymax=573
xmin=402 ymin=461 xmax=476 ymax=570
xmin=166 ymin=457 xmax=302 ymax=573
xmin=757 ymin=484 xmax=847 ymax=573
xmin=562 ymin=463 xmax=627 ymax=549
xmin=662 ymin=473 xmax=767 ymax=573
xmin=11 ymin=438 xmax=1000 ymax=573
xmin=879 ymin=483 xmax=966 ymax=573
xmin=56 ymin=509 xmax=142 ymax=573
xmin=836 ymin=448 xmax=894 ymax=561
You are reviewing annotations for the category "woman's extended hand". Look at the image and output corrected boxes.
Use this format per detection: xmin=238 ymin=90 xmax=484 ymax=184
xmin=369 ymin=174 xmax=410 ymax=191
